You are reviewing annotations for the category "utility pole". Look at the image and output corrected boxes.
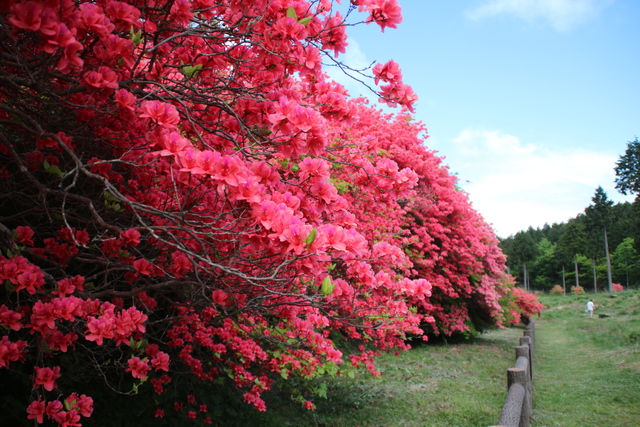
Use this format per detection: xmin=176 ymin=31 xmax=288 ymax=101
xmin=604 ymin=227 xmax=613 ymax=293
xmin=625 ymin=258 xmax=629 ymax=288
xmin=592 ymin=258 xmax=597 ymax=293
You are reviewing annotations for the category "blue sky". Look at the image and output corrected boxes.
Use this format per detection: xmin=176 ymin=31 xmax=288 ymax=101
xmin=328 ymin=0 xmax=639 ymax=238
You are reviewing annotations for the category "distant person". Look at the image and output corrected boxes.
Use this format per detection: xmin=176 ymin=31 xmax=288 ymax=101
xmin=586 ymin=299 xmax=595 ymax=318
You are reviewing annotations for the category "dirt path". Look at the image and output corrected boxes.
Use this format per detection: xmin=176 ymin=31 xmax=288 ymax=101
xmin=531 ymin=317 xmax=640 ymax=426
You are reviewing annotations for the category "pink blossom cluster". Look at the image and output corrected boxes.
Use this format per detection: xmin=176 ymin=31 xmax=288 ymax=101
xmin=0 ymin=0 xmax=538 ymax=425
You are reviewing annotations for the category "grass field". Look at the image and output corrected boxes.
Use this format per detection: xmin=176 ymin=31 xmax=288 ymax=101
xmin=214 ymin=290 xmax=640 ymax=426
xmin=532 ymin=291 xmax=640 ymax=427
xmin=242 ymin=327 xmax=523 ymax=427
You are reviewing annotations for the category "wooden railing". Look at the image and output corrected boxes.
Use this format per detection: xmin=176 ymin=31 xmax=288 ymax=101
xmin=490 ymin=321 xmax=535 ymax=427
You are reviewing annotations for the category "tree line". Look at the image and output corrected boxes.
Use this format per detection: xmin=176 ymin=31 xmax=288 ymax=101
xmin=499 ymin=138 xmax=640 ymax=293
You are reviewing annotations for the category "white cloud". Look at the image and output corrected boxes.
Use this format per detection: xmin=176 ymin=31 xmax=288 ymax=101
xmin=453 ymin=129 xmax=536 ymax=156
xmin=447 ymin=130 xmax=633 ymax=237
xmin=466 ymin=0 xmax=613 ymax=32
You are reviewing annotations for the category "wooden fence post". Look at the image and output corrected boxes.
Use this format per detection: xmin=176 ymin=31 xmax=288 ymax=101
xmin=514 ymin=352 xmax=532 ymax=427
xmin=519 ymin=336 xmax=533 ymax=378
xmin=497 ymin=367 xmax=528 ymax=427
xmin=524 ymin=322 xmax=535 ymax=348
xmin=491 ymin=321 xmax=535 ymax=427
xmin=523 ymin=321 xmax=535 ymax=374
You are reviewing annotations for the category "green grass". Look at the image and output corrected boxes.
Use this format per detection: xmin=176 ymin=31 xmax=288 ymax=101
xmin=532 ymin=291 xmax=640 ymax=426
xmin=244 ymin=327 xmax=524 ymax=427
xmin=250 ymin=291 xmax=640 ymax=427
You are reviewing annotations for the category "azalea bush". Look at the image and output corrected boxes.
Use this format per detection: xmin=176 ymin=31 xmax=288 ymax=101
xmin=571 ymin=285 xmax=585 ymax=295
xmin=495 ymin=284 xmax=546 ymax=325
xmin=551 ymin=285 xmax=565 ymax=295
xmin=0 ymin=0 xmax=526 ymax=425
xmin=510 ymin=287 xmax=546 ymax=322
xmin=612 ymin=283 xmax=624 ymax=293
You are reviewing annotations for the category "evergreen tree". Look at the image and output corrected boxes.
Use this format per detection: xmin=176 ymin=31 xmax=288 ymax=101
xmin=584 ymin=187 xmax=614 ymax=292
xmin=511 ymin=232 xmax=539 ymax=289
xmin=531 ymin=238 xmax=560 ymax=290
xmin=615 ymin=137 xmax=640 ymax=195
xmin=611 ymin=238 xmax=640 ymax=287
xmin=556 ymin=217 xmax=588 ymax=289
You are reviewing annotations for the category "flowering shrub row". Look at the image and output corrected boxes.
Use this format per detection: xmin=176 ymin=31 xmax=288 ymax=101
xmin=0 ymin=0 xmax=539 ymax=424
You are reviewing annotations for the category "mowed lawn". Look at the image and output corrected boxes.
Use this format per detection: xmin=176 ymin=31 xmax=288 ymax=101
xmin=246 ymin=326 xmax=524 ymax=427
xmin=213 ymin=291 xmax=640 ymax=427
xmin=532 ymin=292 xmax=640 ymax=427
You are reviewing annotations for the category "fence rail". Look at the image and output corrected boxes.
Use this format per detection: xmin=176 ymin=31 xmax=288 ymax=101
xmin=489 ymin=320 xmax=535 ymax=427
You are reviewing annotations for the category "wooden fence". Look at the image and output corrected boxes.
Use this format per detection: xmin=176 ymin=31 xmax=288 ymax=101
xmin=489 ymin=321 xmax=535 ymax=427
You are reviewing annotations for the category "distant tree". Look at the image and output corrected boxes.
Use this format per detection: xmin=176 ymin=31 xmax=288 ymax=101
xmin=584 ymin=187 xmax=614 ymax=292
xmin=608 ymin=202 xmax=635 ymax=250
xmin=556 ymin=217 xmax=588 ymax=289
xmin=611 ymin=238 xmax=640 ymax=288
xmin=615 ymin=137 xmax=640 ymax=195
xmin=526 ymin=226 xmax=544 ymax=243
xmin=531 ymin=238 xmax=560 ymax=290
xmin=511 ymin=232 xmax=539 ymax=289
xmin=541 ymin=222 xmax=566 ymax=244
xmin=498 ymin=236 xmax=515 ymax=275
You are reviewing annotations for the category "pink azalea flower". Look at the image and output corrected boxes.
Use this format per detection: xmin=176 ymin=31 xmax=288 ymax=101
xmin=126 ymin=357 xmax=151 ymax=379
xmin=140 ymin=101 xmax=180 ymax=129
xmin=34 ymin=366 xmax=61 ymax=392
xmin=26 ymin=399 xmax=46 ymax=424
xmin=8 ymin=2 xmax=43 ymax=31
xmin=15 ymin=226 xmax=35 ymax=246
xmin=119 ymin=229 xmax=141 ymax=246
xmin=212 ymin=289 xmax=228 ymax=306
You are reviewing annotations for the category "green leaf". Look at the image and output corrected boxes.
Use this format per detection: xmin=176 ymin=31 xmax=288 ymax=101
xmin=104 ymin=191 xmax=119 ymax=202
xmin=223 ymin=367 xmax=234 ymax=379
xmin=286 ymin=7 xmax=298 ymax=20
xmin=321 ymin=276 xmax=334 ymax=295
xmin=325 ymin=362 xmax=339 ymax=376
xmin=44 ymin=162 xmax=64 ymax=178
xmin=316 ymin=382 xmax=328 ymax=398
xmin=299 ymin=16 xmax=312 ymax=26
xmin=181 ymin=63 xmax=203 ymax=78
xmin=130 ymin=25 xmax=142 ymax=45
xmin=304 ymin=227 xmax=317 ymax=246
